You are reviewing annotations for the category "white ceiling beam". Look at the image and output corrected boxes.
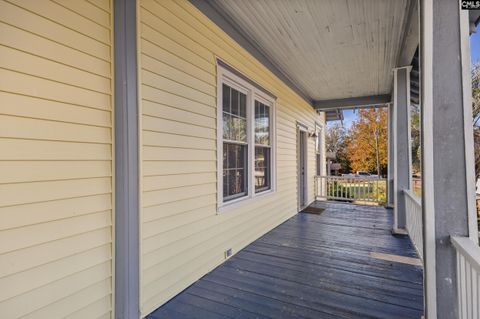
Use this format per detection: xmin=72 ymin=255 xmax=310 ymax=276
xmin=397 ymin=0 xmax=419 ymax=67
xmin=313 ymin=95 xmax=391 ymax=111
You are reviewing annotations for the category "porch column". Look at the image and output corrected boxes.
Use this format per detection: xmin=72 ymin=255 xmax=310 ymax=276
xmin=114 ymin=0 xmax=140 ymax=318
xmin=392 ymin=67 xmax=412 ymax=233
xmin=420 ymin=0 xmax=478 ymax=318
xmin=387 ymin=103 xmax=394 ymax=207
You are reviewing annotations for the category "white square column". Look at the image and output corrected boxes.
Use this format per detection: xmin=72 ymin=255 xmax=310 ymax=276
xmin=392 ymin=66 xmax=412 ymax=233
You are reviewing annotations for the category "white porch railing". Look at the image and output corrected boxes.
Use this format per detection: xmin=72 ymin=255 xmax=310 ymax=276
xmin=404 ymin=189 xmax=423 ymax=259
xmin=315 ymin=175 xmax=387 ymax=204
xmin=451 ymin=236 xmax=480 ymax=319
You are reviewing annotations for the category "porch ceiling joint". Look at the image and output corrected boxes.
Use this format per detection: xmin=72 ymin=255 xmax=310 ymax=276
xmin=313 ymin=94 xmax=391 ymax=111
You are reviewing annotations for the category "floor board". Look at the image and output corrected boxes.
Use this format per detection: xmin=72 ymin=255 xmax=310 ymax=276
xmin=147 ymin=201 xmax=424 ymax=319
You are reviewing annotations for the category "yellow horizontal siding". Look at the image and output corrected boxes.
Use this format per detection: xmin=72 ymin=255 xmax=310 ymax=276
xmin=0 ymin=1 xmax=113 ymax=318
xmin=138 ymin=0 xmax=326 ymax=316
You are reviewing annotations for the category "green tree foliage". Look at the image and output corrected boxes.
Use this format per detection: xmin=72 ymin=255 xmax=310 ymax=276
xmin=411 ymin=104 xmax=421 ymax=174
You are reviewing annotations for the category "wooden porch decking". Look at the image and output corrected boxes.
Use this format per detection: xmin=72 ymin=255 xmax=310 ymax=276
xmin=147 ymin=201 xmax=424 ymax=319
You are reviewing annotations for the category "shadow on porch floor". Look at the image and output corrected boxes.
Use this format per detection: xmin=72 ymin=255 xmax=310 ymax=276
xmin=147 ymin=201 xmax=423 ymax=319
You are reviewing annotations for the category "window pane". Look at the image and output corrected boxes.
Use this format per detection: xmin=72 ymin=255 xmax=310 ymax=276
xmin=232 ymin=116 xmax=247 ymax=142
xmin=222 ymin=84 xmax=230 ymax=113
xmin=222 ymin=113 xmax=231 ymax=140
xmin=255 ymin=101 xmax=270 ymax=145
xmin=255 ymin=146 xmax=270 ymax=192
xmin=316 ymin=153 xmax=321 ymax=175
xmin=223 ymin=143 xmax=247 ymax=199
xmin=231 ymin=89 xmax=239 ymax=116
xmin=227 ymin=169 xmax=246 ymax=198
xmin=239 ymin=93 xmax=246 ymax=117
xmin=223 ymin=85 xmax=247 ymax=143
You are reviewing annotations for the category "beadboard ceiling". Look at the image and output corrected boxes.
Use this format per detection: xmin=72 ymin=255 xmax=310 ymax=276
xmin=210 ymin=0 xmax=411 ymax=101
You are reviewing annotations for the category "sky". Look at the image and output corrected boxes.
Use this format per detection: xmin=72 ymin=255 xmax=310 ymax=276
xmin=472 ymin=30 xmax=480 ymax=63
xmin=327 ymin=31 xmax=480 ymax=130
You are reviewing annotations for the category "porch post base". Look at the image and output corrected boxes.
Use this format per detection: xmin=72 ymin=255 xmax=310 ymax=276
xmin=392 ymin=228 xmax=408 ymax=236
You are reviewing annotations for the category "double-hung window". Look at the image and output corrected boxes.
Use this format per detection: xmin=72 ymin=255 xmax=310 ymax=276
xmin=218 ymin=64 xmax=275 ymax=209
xmin=222 ymin=83 xmax=248 ymax=200
xmin=254 ymin=100 xmax=271 ymax=192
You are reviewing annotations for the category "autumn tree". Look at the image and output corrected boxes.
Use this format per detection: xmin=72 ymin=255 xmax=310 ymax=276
xmin=472 ymin=61 xmax=480 ymax=180
xmin=346 ymin=108 xmax=388 ymax=176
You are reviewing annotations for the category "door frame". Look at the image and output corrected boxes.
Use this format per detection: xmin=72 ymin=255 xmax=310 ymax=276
xmin=297 ymin=123 xmax=309 ymax=211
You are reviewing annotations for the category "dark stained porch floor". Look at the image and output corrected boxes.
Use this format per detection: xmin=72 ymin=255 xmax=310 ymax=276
xmin=147 ymin=201 xmax=424 ymax=319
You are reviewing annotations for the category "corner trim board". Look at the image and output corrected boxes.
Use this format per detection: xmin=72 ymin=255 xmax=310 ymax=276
xmin=114 ymin=0 xmax=140 ymax=318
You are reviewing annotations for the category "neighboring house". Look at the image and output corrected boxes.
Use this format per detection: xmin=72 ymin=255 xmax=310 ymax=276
xmin=0 ymin=1 xmax=325 ymax=318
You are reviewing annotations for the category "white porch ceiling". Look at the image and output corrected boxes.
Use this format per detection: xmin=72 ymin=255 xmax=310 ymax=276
xmin=210 ymin=0 xmax=411 ymax=101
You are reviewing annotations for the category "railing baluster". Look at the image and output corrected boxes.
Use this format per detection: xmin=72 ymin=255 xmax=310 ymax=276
xmin=315 ymin=176 xmax=386 ymax=204
xmin=452 ymin=237 xmax=480 ymax=319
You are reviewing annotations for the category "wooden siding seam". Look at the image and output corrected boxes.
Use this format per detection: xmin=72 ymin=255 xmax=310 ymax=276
xmin=62 ymin=290 xmax=113 ymax=319
xmin=49 ymin=0 xmax=111 ymax=31
xmin=0 ymin=221 xmax=113 ymax=259
xmin=0 ymin=136 xmax=112 ymax=146
xmin=141 ymin=129 xmax=215 ymax=142
xmin=141 ymin=209 xmax=294 ymax=309
xmin=143 ymin=181 xmax=215 ymax=192
xmin=0 ymin=43 xmax=112 ymax=80
xmin=86 ymin=0 xmax=110 ymax=14
xmin=142 ymin=196 xmax=296 ymax=256
xmin=142 ymin=113 xmax=214 ymax=130
xmin=0 ymin=190 xmax=112 ymax=209
xmin=141 ymin=67 xmax=215 ymax=98
xmin=0 ymin=66 xmax=112 ymax=97
xmin=141 ymin=83 xmax=214 ymax=109
xmin=0 ymin=207 xmax=112 ymax=233
xmin=0 ymin=113 xmax=112 ymax=130
xmin=139 ymin=23 xmax=214 ymax=75
xmin=12 ymin=274 xmax=112 ymax=318
xmin=0 ymin=20 xmax=111 ymax=64
xmin=0 ymin=89 xmax=111 ymax=113
xmin=139 ymin=6 xmax=214 ymax=65
xmin=139 ymin=36 xmax=214 ymax=76
xmin=142 ymin=203 xmax=215 ymax=225
xmin=141 ymin=98 xmax=215 ymax=119
xmin=1 ymin=259 xmax=112 ymax=304
xmin=4 ymin=0 xmax=111 ymax=46
xmin=0 ymin=246 xmax=112 ymax=303
xmin=142 ymin=170 xmax=216 ymax=178
xmin=140 ymin=52 xmax=215 ymax=88
xmin=142 ymin=145 xmax=214 ymax=151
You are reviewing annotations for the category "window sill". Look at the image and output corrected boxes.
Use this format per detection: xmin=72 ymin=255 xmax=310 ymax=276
xmin=217 ymin=189 xmax=275 ymax=214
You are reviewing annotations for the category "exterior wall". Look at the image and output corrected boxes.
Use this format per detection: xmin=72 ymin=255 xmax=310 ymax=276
xmin=137 ymin=0 xmax=325 ymax=316
xmin=0 ymin=1 xmax=114 ymax=318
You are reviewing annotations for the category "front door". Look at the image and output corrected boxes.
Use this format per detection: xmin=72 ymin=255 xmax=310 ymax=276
xmin=298 ymin=128 xmax=307 ymax=210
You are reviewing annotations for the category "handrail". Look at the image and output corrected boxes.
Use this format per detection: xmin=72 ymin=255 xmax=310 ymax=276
xmin=404 ymin=189 xmax=423 ymax=260
xmin=451 ymin=236 xmax=480 ymax=319
xmin=404 ymin=189 xmax=421 ymax=207
xmin=315 ymin=175 xmax=387 ymax=204
xmin=451 ymin=236 xmax=480 ymax=273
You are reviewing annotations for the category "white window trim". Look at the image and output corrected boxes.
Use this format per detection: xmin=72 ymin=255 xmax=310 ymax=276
xmin=216 ymin=64 xmax=276 ymax=213
xmin=296 ymin=122 xmax=309 ymax=211
xmin=315 ymin=122 xmax=323 ymax=176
